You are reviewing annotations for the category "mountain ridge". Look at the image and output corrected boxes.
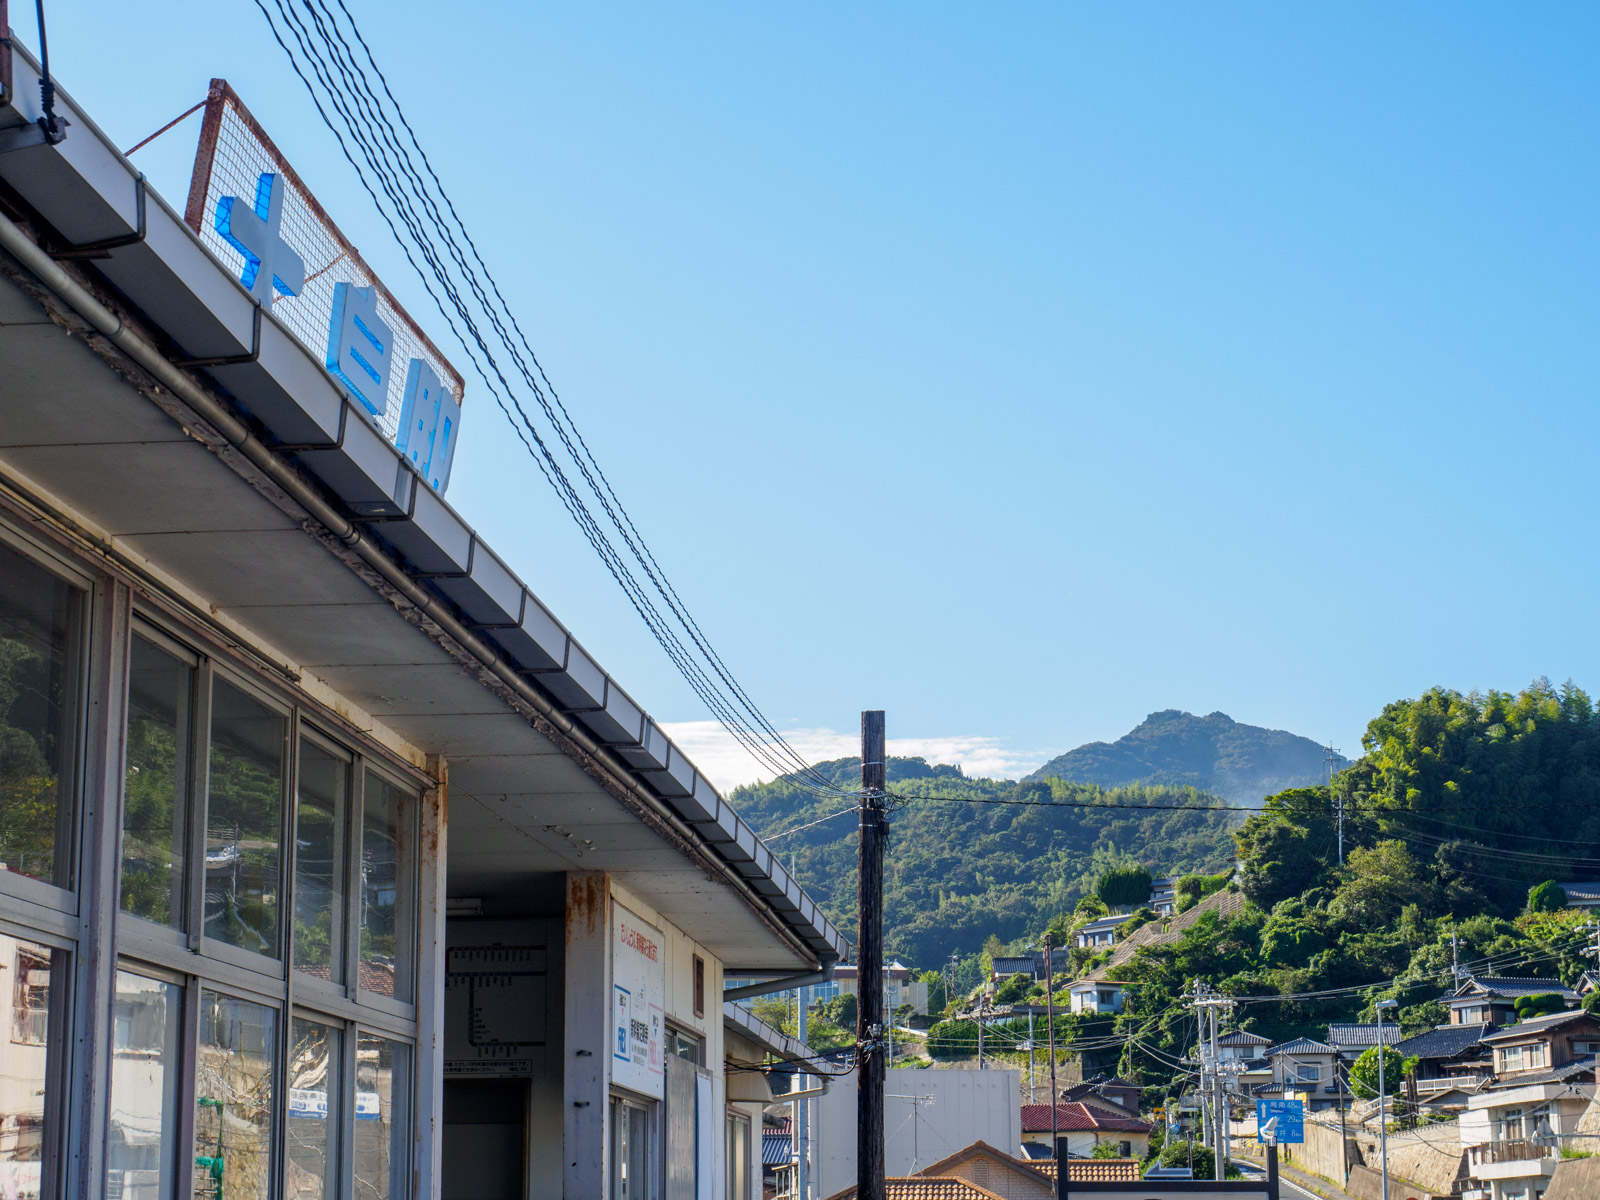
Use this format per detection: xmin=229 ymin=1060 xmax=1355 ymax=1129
xmin=1025 ymin=709 xmax=1342 ymax=804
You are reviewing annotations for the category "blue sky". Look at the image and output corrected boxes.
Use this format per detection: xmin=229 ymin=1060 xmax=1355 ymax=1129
xmin=37 ymin=3 xmax=1600 ymax=787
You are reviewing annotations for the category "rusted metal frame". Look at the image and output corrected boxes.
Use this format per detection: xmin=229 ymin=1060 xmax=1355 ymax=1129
xmin=181 ymin=79 xmax=227 ymax=234
xmin=122 ymin=97 xmax=207 ymax=158
xmin=187 ymin=78 xmax=465 ymax=401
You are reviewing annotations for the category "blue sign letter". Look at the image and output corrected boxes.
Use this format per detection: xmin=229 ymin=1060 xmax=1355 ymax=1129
xmin=215 ymin=173 xmax=305 ymax=304
xmin=395 ymin=359 xmax=461 ymax=493
xmin=326 ymin=283 xmax=394 ymax=417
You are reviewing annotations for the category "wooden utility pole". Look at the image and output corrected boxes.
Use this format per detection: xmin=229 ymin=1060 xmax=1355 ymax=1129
xmin=857 ymin=711 xmax=887 ymax=1200
xmin=1044 ymin=933 xmax=1060 ymax=1196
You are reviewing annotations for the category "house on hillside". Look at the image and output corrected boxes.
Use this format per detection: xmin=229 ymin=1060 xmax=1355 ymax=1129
xmin=1067 ymin=979 xmax=1130 ymax=1014
xmin=1019 ymin=1102 xmax=1152 ymax=1159
xmin=1076 ymin=913 xmax=1134 ymax=949
xmin=992 ymin=955 xmax=1040 ymax=982
xmin=1327 ymin=1021 xmax=1403 ymax=1062
xmin=1259 ymin=1038 xmax=1343 ymax=1110
xmin=1149 ymin=877 xmax=1178 ymax=916
xmin=1394 ymin=1023 xmax=1496 ymax=1096
xmin=1459 ymin=1012 xmax=1600 ymax=1200
xmin=1448 ymin=975 xmax=1579 ymax=1028
xmin=1558 ymin=882 xmax=1600 ymax=912
xmin=1060 ymin=1077 xmax=1143 ymax=1117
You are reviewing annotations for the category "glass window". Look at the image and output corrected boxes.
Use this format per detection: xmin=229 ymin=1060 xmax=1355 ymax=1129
xmin=727 ymin=1112 xmax=751 ymax=1200
xmin=294 ymin=740 xmax=347 ymax=985
xmin=355 ymin=1032 xmax=411 ymax=1200
xmin=611 ymin=1098 xmax=657 ymax=1200
xmin=288 ymin=1018 xmax=342 ymax=1200
xmin=108 ymin=971 xmax=182 ymax=1199
xmin=204 ymin=679 xmax=286 ymax=956
xmin=0 ymin=934 xmax=63 ymax=1196
xmin=359 ymin=771 xmax=415 ymax=1002
xmin=0 ymin=540 xmax=83 ymax=889
xmin=196 ymin=990 xmax=277 ymax=1200
xmin=122 ymin=635 xmax=193 ymax=928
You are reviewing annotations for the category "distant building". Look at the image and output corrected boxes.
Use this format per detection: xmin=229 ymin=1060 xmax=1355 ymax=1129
xmin=1448 ymin=976 xmax=1579 ymax=1028
xmin=1327 ymin=1021 xmax=1404 ymax=1061
xmin=1460 ymin=1011 xmax=1600 ymax=1200
xmin=1076 ymin=914 xmax=1135 ymax=949
xmin=1394 ymin=1023 xmax=1496 ymax=1096
xmin=1019 ymin=1102 xmax=1152 ymax=1159
xmin=1557 ymin=882 xmax=1600 ymax=912
xmin=1148 ymin=877 xmax=1178 ymax=916
xmin=1068 ymin=980 xmax=1130 ymax=1015
xmin=1259 ymin=1038 xmax=1342 ymax=1111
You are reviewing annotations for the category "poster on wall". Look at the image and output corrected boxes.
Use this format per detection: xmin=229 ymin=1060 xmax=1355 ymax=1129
xmin=612 ymin=904 xmax=666 ymax=1098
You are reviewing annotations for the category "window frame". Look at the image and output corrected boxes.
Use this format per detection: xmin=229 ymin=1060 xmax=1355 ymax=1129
xmin=0 ymin=520 xmax=96 ymax=914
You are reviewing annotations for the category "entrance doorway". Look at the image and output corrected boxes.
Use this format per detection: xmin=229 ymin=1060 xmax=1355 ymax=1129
xmin=442 ymin=1079 xmax=528 ymax=1200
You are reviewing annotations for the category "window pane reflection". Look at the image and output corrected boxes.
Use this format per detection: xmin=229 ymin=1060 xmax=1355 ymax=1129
xmin=204 ymin=679 xmax=285 ymax=955
xmin=109 ymin=971 xmax=181 ymax=1200
xmin=359 ymin=772 xmax=414 ymax=1002
xmin=354 ymin=1033 xmax=410 ymax=1200
xmin=294 ymin=740 xmax=346 ymax=985
xmin=196 ymin=991 xmax=277 ymax=1200
xmin=0 ymin=934 xmax=62 ymax=1198
xmin=0 ymin=541 xmax=82 ymax=889
xmin=288 ymin=1018 xmax=341 ymax=1200
xmin=122 ymin=636 xmax=191 ymax=928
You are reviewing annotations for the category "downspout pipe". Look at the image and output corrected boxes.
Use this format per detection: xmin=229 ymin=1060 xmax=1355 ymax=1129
xmin=724 ymin=963 xmax=835 ymax=1003
xmin=0 ymin=207 xmax=825 ymax=971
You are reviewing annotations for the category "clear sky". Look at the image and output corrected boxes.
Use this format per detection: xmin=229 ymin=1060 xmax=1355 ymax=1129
xmin=35 ymin=3 xmax=1600 ymax=788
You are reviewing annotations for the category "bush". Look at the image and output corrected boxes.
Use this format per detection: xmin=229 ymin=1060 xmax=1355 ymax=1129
xmin=1158 ymin=1140 xmax=1214 ymax=1179
xmin=1090 ymin=1141 xmax=1124 ymax=1159
xmin=1514 ymin=992 xmax=1568 ymax=1020
xmin=1527 ymin=880 xmax=1568 ymax=913
xmin=994 ymin=973 xmax=1031 ymax=1005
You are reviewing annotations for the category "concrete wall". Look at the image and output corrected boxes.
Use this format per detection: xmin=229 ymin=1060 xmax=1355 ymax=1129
xmin=812 ymin=1068 xmax=1023 ymax=1198
xmin=1265 ymin=1115 xmax=1464 ymax=1198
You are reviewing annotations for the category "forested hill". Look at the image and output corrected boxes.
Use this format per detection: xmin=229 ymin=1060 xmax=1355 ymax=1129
xmin=729 ymin=759 xmax=1238 ymax=965
xmin=1025 ymin=710 xmax=1343 ymax=803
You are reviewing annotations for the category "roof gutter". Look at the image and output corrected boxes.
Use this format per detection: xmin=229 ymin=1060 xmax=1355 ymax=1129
xmin=0 ymin=206 xmax=825 ymax=972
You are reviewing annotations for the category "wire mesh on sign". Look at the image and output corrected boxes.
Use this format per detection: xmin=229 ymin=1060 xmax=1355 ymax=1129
xmin=182 ymin=78 xmax=464 ymax=443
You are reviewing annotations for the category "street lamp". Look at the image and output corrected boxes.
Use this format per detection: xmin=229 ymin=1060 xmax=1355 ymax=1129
xmin=1375 ymin=999 xmax=1398 ymax=1200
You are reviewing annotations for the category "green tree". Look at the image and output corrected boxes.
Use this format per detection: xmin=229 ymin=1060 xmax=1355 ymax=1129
xmin=1527 ymin=881 xmax=1568 ymax=914
xmin=1096 ymin=865 xmax=1153 ymax=912
xmin=1348 ymin=1046 xmax=1415 ymax=1100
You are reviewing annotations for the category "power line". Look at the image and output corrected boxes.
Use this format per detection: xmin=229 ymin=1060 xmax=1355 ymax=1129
xmin=252 ymin=0 xmax=847 ymax=797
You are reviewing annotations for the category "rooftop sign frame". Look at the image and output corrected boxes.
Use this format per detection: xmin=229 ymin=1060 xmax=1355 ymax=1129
xmin=182 ymin=77 xmax=464 ymax=448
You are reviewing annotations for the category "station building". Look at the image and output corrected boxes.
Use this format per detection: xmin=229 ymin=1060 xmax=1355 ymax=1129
xmin=0 ymin=24 xmax=842 ymax=1200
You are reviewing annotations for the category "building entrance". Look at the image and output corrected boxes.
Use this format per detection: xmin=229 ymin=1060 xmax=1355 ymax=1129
xmin=442 ymin=1079 xmax=528 ymax=1200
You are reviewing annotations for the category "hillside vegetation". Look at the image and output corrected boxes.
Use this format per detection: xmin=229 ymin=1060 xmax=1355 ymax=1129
xmin=1026 ymin=709 xmax=1343 ymax=804
xmin=730 ymin=758 xmax=1238 ymax=965
xmin=959 ymin=680 xmax=1600 ymax=1100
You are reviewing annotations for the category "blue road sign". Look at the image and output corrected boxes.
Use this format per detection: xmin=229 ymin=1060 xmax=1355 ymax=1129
xmin=1257 ymin=1098 xmax=1304 ymax=1144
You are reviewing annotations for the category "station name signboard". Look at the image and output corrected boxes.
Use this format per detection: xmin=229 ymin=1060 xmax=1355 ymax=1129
xmin=184 ymin=79 xmax=464 ymax=493
xmin=612 ymin=904 xmax=665 ymax=1098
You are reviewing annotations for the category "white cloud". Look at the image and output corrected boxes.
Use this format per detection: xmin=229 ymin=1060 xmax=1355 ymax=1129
xmin=655 ymin=720 xmax=1060 ymax=793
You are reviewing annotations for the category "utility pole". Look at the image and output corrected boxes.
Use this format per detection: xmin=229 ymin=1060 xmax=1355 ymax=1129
xmin=1375 ymin=999 xmax=1397 ymax=1200
xmin=1190 ymin=980 xmax=1235 ymax=1182
xmin=976 ymin=989 xmax=987 ymax=1068
xmin=857 ymin=711 xmax=887 ymax=1200
xmin=796 ymin=982 xmax=809 ymax=1200
xmin=1044 ymin=934 xmax=1060 ymax=1158
xmin=1451 ymin=930 xmax=1462 ymax=987
xmin=1027 ymin=1009 xmax=1036 ymax=1101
